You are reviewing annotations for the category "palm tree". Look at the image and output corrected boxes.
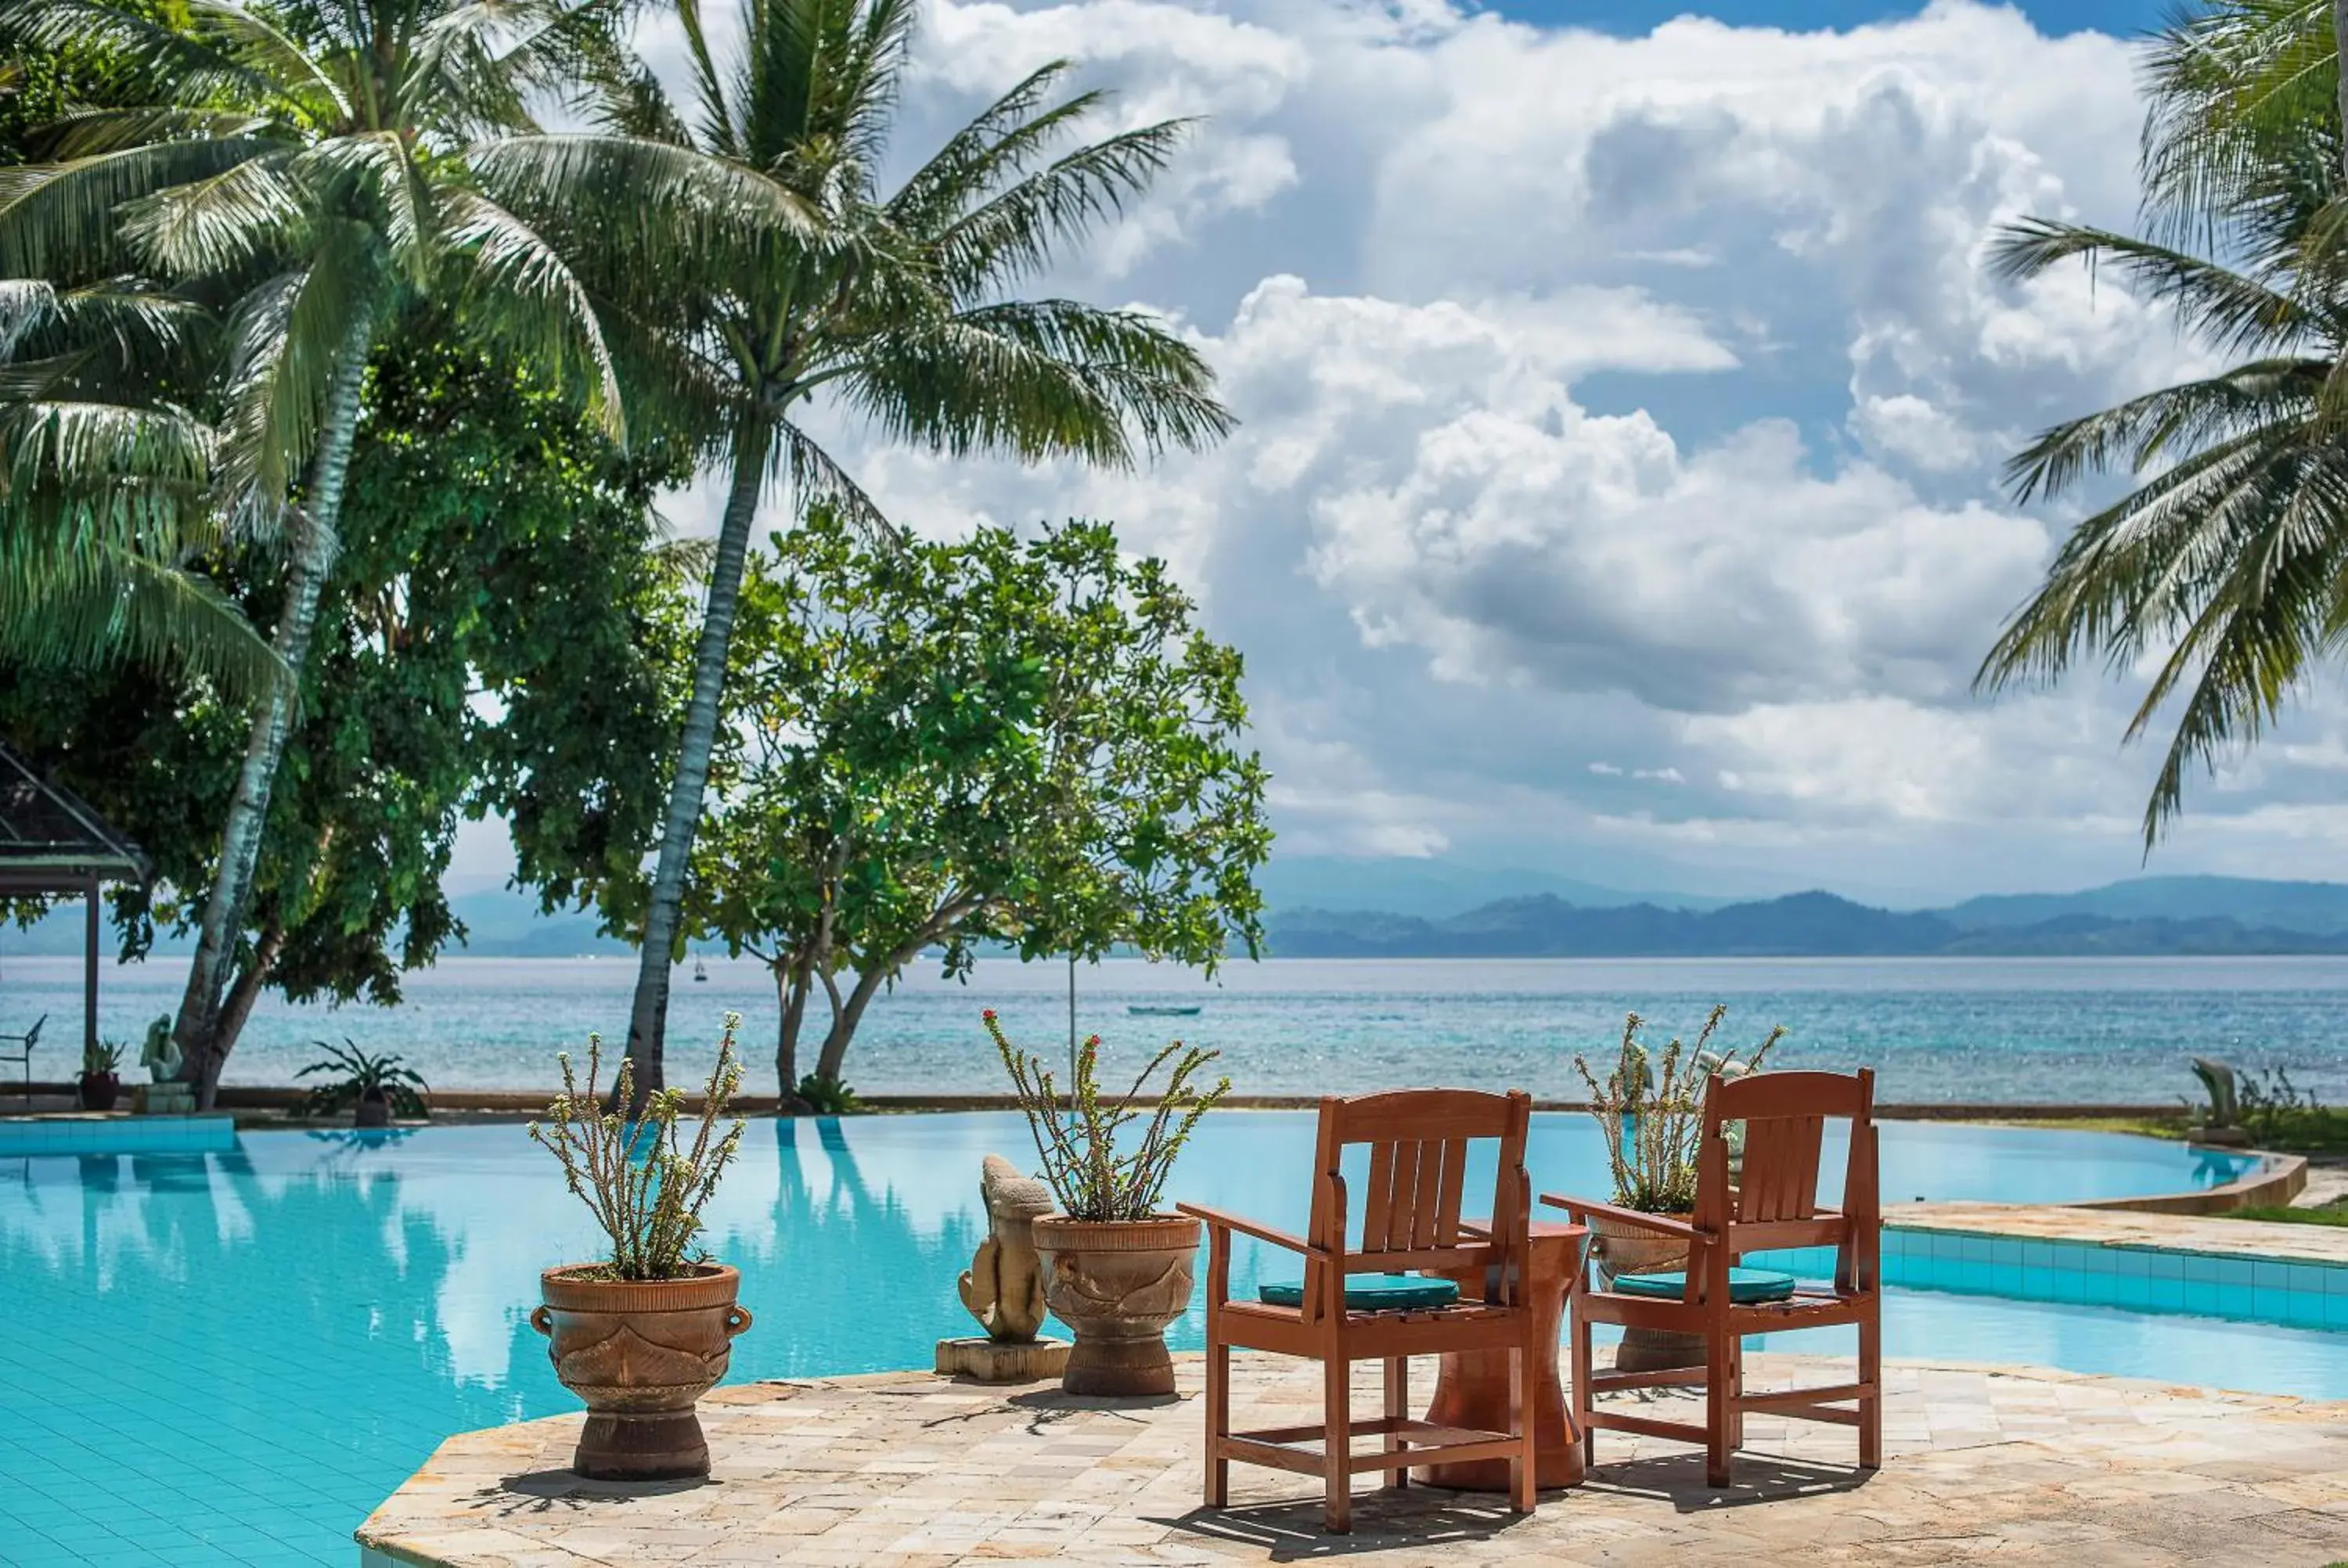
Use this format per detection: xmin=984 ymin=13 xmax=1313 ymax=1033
xmin=1977 ymin=1 xmax=2348 ymax=847
xmin=0 ymin=276 xmax=284 ymax=696
xmin=475 ymin=0 xmax=1234 ymax=1089
xmin=0 ymin=0 xmax=624 ymax=1104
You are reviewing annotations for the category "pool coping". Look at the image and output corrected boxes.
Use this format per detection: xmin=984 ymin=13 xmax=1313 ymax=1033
xmin=1892 ymin=1199 xmax=2348 ymax=1268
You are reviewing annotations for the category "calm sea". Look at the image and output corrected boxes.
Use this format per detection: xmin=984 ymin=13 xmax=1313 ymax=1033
xmin=4 ymin=953 xmax=2347 ymax=1105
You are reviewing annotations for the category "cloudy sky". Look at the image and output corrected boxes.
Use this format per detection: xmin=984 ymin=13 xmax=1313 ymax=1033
xmin=564 ymin=0 xmax=2348 ymax=908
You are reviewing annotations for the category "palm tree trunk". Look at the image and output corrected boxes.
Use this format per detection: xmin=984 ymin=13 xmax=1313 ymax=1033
xmin=624 ymin=419 xmax=772 ymax=1097
xmin=172 ymin=313 xmax=374 ymax=1109
xmin=2336 ymin=0 xmax=2348 ymax=186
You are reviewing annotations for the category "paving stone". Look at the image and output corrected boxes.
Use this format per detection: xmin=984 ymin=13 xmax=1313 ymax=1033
xmin=358 ymin=1353 xmax=2348 ymax=1566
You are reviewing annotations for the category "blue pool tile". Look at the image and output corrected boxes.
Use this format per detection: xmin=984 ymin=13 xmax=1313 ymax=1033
xmin=2147 ymin=1250 xmax=2185 ymax=1282
xmin=2183 ymin=1253 xmax=2220 ymax=1283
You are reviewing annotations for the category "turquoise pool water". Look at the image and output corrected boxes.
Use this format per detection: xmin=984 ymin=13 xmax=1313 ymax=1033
xmin=0 ymin=1112 xmax=2335 ymax=1566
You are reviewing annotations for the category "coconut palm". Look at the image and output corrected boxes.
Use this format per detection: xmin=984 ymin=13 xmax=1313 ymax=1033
xmin=0 ymin=0 xmax=625 ymax=1103
xmin=1977 ymin=4 xmax=2348 ymax=847
xmin=0 ymin=275 xmax=284 ymax=696
xmin=474 ymin=0 xmax=1234 ymax=1088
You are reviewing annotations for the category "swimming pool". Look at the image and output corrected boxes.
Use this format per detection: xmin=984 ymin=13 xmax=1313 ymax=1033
xmin=0 ymin=1113 xmax=2330 ymax=1566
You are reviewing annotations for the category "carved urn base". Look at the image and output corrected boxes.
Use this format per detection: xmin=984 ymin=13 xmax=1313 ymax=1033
xmin=935 ymin=1336 xmax=1071 ymax=1383
xmin=1587 ymin=1212 xmax=1706 ymax=1373
xmin=532 ymin=1264 xmax=752 ymax=1480
xmin=1032 ymin=1214 xmax=1200 ymax=1397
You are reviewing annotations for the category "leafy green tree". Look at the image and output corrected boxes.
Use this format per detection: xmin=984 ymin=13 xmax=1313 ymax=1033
xmin=477 ymin=0 xmax=1235 ymax=1091
xmin=1978 ymin=1 xmax=2348 ymax=845
xmin=688 ymin=511 xmax=1269 ymax=1095
xmin=0 ymin=323 xmax=690 ymax=1099
xmin=0 ymin=0 xmax=628 ymax=1096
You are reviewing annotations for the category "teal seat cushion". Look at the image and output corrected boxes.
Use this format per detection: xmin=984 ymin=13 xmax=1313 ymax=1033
xmin=1258 ymin=1274 xmax=1460 ymax=1311
xmin=1612 ymin=1267 xmax=1798 ymax=1304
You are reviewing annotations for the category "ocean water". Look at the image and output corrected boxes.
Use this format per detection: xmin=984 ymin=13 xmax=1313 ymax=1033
xmin=3 ymin=952 xmax=2347 ymax=1103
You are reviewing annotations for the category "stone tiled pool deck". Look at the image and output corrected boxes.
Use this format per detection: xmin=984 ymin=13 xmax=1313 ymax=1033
xmin=358 ymin=1352 xmax=2348 ymax=1567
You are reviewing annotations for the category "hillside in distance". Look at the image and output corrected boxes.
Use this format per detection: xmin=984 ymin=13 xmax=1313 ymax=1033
xmin=1267 ymin=890 xmax=2348 ymax=958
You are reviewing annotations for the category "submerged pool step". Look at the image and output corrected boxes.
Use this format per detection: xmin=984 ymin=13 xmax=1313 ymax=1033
xmin=1745 ymin=1226 xmax=2348 ymax=1333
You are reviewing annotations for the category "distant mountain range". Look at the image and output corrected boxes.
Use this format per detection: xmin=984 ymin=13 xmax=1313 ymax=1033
xmin=12 ymin=870 xmax=2348 ymax=960
xmin=1266 ymin=880 xmax=2348 ymax=958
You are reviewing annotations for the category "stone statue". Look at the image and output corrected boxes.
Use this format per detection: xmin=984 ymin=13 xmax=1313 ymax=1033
xmin=935 ymin=1155 xmax=1068 ymax=1383
xmin=2188 ymin=1057 xmax=2249 ymax=1145
xmin=140 ymin=1014 xmax=182 ymax=1084
xmin=957 ymin=1154 xmax=1053 ymax=1343
xmin=138 ymin=1014 xmax=196 ymax=1115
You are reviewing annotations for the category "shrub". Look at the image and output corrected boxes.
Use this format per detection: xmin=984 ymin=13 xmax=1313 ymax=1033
xmin=985 ymin=1009 xmax=1227 ymax=1222
xmin=1573 ymin=1004 xmax=1783 ymax=1214
xmin=528 ymin=1016 xmax=747 ymax=1280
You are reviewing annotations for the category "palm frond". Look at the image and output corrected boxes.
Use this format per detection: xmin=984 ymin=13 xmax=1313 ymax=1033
xmin=2001 ymin=357 xmax=2325 ymax=502
xmin=1989 ymin=217 xmax=2317 ymax=356
xmin=919 ymin=117 xmax=1189 ymax=300
xmin=212 ymin=233 xmax=378 ymax=527
xmin=0 ymin=137 xmax=289 ymax=279
xmin=435 ymin=188 xmax=622 ymax=437
xmin=115 ymin=149 xmax=309 ymax=280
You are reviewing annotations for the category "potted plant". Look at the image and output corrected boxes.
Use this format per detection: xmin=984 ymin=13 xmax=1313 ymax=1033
xmin=986 ymin=1009 xmax=1228 ymax=1397
xmin=527 ymin=1016 xmax=751 ymax=1480
xmin=1572 ymin=1005 xmax=1782 ymax=1372
xmin=296 ymin=1040 xmax=430 ymax=1127
xmin=78 ymin=1041 xmax=124 ymax=1112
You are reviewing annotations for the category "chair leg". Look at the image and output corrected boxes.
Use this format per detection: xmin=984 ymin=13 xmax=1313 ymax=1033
xmin=1510 ymin=1343 xmax=1536 ymax=1514
xmin=1323 ymin=1354 xmax=1352 ymax=1534
xmin=1858 ymin=1304 xmax=1882 ymax=1472
xmin=1727 ymin=1332 xmax=1746 ymax=1450
xmin=1570 ymin=1308 xmax=1594 ymax=1469
xmin=1382 ymin=1356 xmax=1407 ymax=1491
xmin=1705 ymin=1328 xmax=1735 ymax=1489
xmin=1205 ymin=1340 xmax=1230 ymax=1507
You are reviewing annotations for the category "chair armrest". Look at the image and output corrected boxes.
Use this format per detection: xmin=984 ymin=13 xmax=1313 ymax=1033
xmin=1539 ymin=1195 xmax=1704 ymax=1240
xmin=1176 ymin=1203 xmax=1327 ymax=1259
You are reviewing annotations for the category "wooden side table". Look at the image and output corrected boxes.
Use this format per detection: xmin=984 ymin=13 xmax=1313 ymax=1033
xmin=1417 ymin=1218 xmax=1589 ymax=1491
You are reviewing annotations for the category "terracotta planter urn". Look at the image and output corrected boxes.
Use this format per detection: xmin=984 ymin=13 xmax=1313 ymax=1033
xmin=531 ymin=1263 xmax=753 ymax=1479
xmin=355 ymin=1087 xmax=392 ymax=1128
xmin=77 ymin=1073 xmax=120 ymax=1113
xmin=1586 ymin=1210 xmax=1705 ymax=1373
xmin=1032 ymin=1214 xmax=1200 ymax=1397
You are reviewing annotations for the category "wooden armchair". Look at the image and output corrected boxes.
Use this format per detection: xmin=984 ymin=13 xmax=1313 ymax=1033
xmin=1543 ymin=1067 xmax=1881 ymax=1488
xmin=1178 ymin=1088 xmax=1541 ymax=1533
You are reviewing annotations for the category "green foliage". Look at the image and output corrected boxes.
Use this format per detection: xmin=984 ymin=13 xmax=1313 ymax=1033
xmin=1573 ymin=1005 xmax=1784 ymax=1214
xmin=81 ymin=1039 xmax=125 ymax=1076
xmin=528 ymin=1016 xmax=749 ymax=1280
xmin=294 ymin=1038 xmax=429 ymax=1119
xmin=2224 ymin=1200 xmax=2348 ymax=1226
xmin=0 ymin=9 xmax=281 ymax=695
xmin=686 ymin=509 xmax=1270 ymax=1088
xmin=1978 ymin=1 xmax=2348 ymax=846
xmin=0 ymin=313 xmax=690 ymax=1045
xmin=2237 ymin=1066 xmax=2339 ymax=1148
xmin=985 ymin=1008 xmax=1227 ymax=1222
xmin=794 ymin=1074 xmax=863 ymax=1114
xmin=478 ymin=0 xmax=1237 ymax=1080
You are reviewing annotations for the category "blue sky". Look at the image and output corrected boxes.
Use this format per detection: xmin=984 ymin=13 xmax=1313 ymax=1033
xmin=1498 ymin=0 xmax=2158 ymax=34
xmin=559 ymin=0 xmax=2348 ymax=908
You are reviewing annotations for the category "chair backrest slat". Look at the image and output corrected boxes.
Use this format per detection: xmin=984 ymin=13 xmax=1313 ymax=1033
xmin=1363 ymin=1140 xmax=1399 ymax=1250
xmin=1307 ymin=1091 xmax=1531 ymax=1291
xmin=1738 ymin=1113 xmax=1824 ymax=1223
xmin=1701 ymin=1068 xmax=1876 ymax=1250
